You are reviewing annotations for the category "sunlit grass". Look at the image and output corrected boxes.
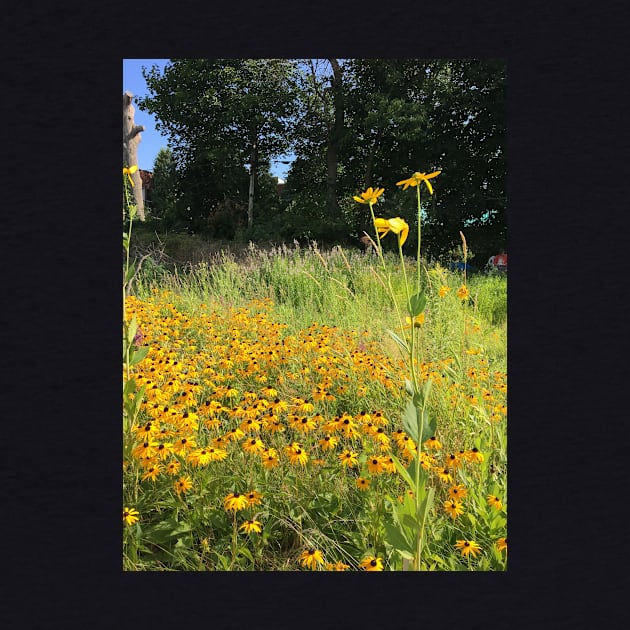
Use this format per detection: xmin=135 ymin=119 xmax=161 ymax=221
xmin=123 ymin=248 xmax=506 ymax=571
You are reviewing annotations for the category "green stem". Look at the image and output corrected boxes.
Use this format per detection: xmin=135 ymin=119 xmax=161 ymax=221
xmin=369 ymin=201 xmax=405 ymax=333
xmin=416 ymin=184 xmax=422 ymax=291
xmin=230 ymin=511 xmax=238 ymax=569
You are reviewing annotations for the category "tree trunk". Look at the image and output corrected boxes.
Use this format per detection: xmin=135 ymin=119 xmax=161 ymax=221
xmin=123 ymin=91 xmax=146 ymax=221
xmin=325 ymin=59 xmax=344 ymax=221
xmin=247 ymin=137 xmax=257 ymax=229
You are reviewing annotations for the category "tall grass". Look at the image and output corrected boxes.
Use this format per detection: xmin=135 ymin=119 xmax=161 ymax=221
xmin=134 ymin=241 xmax=506 ymax=350
xmin=125 ymin=242 xmax=507 ymax=571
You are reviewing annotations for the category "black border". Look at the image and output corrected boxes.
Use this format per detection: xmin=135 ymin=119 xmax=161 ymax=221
xmin=6 ymin=0 xmax=627 ymax=627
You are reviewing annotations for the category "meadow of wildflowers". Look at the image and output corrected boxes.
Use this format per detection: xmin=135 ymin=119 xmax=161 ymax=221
xmin=123 ymin=171 xmax=507 ymax=571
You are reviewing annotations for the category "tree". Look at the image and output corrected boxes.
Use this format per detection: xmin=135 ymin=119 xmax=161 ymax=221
xmin=149 ymin=147 xmax=178 ymax=226
xmin=137 ymin=59 xmax=299 ymax=231
xmin=123 ymin=91 xmax=145 ymax=220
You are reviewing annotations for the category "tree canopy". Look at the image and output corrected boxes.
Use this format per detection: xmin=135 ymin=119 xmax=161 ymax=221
xmin=136 ymin=58 xmax=505 ymax=262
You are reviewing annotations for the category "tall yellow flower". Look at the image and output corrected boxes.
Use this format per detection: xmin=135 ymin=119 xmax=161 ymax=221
xmin=123 ymin=165 xmax=138 ymax=186
xmin=353 ymin=187 xmax=385 ymax=205
xmin=396 ymin=170 xmax=441 ymax=194
xmin=373 ymin=217 xmax=409 ymax=246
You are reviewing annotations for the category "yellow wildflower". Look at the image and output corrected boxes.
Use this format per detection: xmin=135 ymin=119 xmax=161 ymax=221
xmin=353 ymin=187 xmax=385 ymax=205
xmin=396 ymin=170 xmax=441 ymax=194
xmin=374 ymin=217 xmax=409 ymax=246
xmin=123 ymin=165 xmax=138 ymax=186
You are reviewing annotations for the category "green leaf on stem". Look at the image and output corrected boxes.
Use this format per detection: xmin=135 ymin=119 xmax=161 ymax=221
xmin=125 ymin=263 xmax=136 ymax=284
xmin=390 ymin=453 xmax=415 ymax=490
xmin=126 ymin=315 xmax=138 ymax=346
xmin=129 ymin=346 xmax=149 ymax=366
xmin=408 ymin=289 xmax=427 ymax=317
xmin=383 ymin=521 xmax=415 ymax=559
xmin=402 ymin=396 xmax=419 ymax=443
xmin=386 ymin=329 xmax=409 ymax=354
xmin=238 ymin=547 xmax=255 ymax=563
xmin=420 ymin=408 xmax=436 ymax=447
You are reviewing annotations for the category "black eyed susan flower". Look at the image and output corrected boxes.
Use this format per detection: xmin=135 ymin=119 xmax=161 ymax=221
xmin=436 ymin=467 xmax=453 ymax=484
xmin=465 ymin=447 xmax=485 ymax=464
xmin=395 ymin=170 xmax=441 ymax=194
xmin=299 ymin=548 xmax=325 ymax=570
xmin=245 ymin=490 xmax=263 ymax=507
xmin=285 ymin=443 xmax=309 ymax=466
xmin=242 ymin=437 xmax=265 ymax=454
xmin=123 ymin=507 xmax=140 ymax=526
xmin=318 ymin=435 xmax=338 ymax=451
xmin=339 ymin=450 xmax=359 ymax=468
xmin=261 ymin=451 xmax=280 ymax=469
xmin=445 ymin=452 xmax=463 ymax=469
xmin=455 ymin=540 xmax=482 ymax=558
xmin=225 ymin=427 xmax=245 ymax=442
xmin=352 ymin=187 xmax=385 ymax=205
xmin=487 ymin=495 xmax=503 ymax=511
xmin=326 ymin=561 xmax=350 ymax=571
xmin=444 ymin=499 xmax=465 ymax=520
xmin=367 ymin=456 xmax=385 ymax=475
xmin=295 ymin=415 xmax=317 ymax=433
xmin=359 ymin=556 xmax=384 ymax=571
xmin=141 ymin=464 xmax=162 ymax=482
xmin=223 ymin=492 xmax=249 ymax=512
xmin=448 ymin=484 xmax=468 ymax=501
xmin=438 ymin=286 xmax=451 ymax=298
xmin=496 ymin=537 xmax=507 ymax=554
xmin=356 ymin=477 xmax=371 ymax=492
xmin=164 ymin=460 xmax=181 ymax=476
xmin=239 ymin=519 xmax=263 ymax=535
xmin=424 ymin=436 xmax=442 ymax=450
xmin=174 ymin=475 xmax=193 ymax=495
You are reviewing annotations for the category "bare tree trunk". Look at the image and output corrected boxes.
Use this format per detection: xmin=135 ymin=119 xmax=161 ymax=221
xmin=123 ymin=91 xmax=146 ymax=221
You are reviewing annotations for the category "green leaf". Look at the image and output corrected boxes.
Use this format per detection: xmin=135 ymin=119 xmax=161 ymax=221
xmin=401 ymin=513 xmax=421 ymax=530
xmin=383 ymin=520 xmax=414 ymax=557
xmin=125 ymin=264 xmax=136 ymax=284
xmin=422 ymin=377 xmax=433 ymax=401
xmin=385 ymin=328 xmax=409 ymax=354
xmin=129 ymin=346 xmax=149 ymax=366
xmin=123 ymin=377 xmax=137 ymax=398
xmin=402 ymin=396 xmax=419 ymax=443
xmin=417 ymin=486 xmax=435 ymax=523
xmin=408 ymin=289 xmax=426 ymax=317
xmin=420 ymin=408 xmax=437 ymax=446
xmin=238 ymin=547 xmax=254 ymax=563
xmin=390 ymin=454 xmax=414 ymax=490
xmin=126 ymin=316 xmax=138 ymax=345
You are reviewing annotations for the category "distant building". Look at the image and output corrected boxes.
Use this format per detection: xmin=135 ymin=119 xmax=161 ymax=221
xmin=139 ymin=169 xmax=153 ymax=207
xmin=276 ymin=177 xmax=285 ymax=198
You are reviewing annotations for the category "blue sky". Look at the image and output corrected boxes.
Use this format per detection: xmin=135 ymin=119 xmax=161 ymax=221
xmin=122 ymin=58 xmax=291 ymax=179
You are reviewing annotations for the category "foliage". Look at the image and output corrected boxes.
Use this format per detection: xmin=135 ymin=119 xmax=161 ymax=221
xmin=137 ymin=59 xmax=300 ymax=232
xmin=123 ymin=247 xmax=507 ymax=570
xmin=148 ymin=147 xmax=179 ymax=227
xmin=134 ymin=59 xmax=505 ymax=257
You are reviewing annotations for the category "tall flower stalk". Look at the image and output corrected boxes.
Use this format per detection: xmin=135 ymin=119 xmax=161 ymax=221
xmin=122 ymin=166 xmax=148 ymax=434
xmin=354 ymin=169 xmax=440 ymax=570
